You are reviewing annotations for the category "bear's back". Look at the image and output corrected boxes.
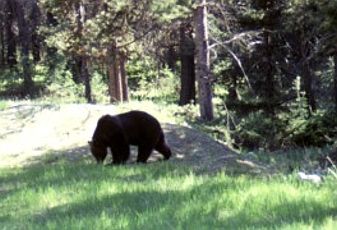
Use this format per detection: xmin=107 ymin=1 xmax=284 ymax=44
xmin=117 ymin=111 xmax=162 ymax=145
xmin=93 ymin=111 xmax=162 ymax=146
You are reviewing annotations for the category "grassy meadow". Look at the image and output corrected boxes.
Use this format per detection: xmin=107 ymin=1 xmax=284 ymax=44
xmin=1 ymin=159 xmax=337 ymax=230
xmin=0 ymin=100 xmax=337 ymax=229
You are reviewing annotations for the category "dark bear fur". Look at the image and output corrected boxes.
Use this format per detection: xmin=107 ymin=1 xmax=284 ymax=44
xmin=89 ymin=110 xmax=171 ymax=164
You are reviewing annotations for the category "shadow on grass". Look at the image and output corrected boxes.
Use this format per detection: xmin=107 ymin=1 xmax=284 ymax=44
xmin=1 ymin=155 xmax=337 ymax=229
xmin=0 ymin=150 xmax=187 ymax=199
xmin=24 ymin=145 xmax=92 ymax=166
xmin=4 ymin=168 xmax=335 ymax=229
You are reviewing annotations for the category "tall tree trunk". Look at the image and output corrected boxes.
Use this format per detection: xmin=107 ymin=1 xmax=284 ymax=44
xmin=71 ymin=56 xmax=82 ymax=84
xmin=296 ymin=25 xmax=317 ymax=116
xmin=74 ymin=1 xmax=92 ymax=103
xmin=5 ymin=0 xmax=17 ymax=67
xmin=13 ymin=0 xmax=33 ymax=97
xmin=302 ymin=61 xmax=316 ymax=115
xmin=0 ymin=0 xmax=4 ymax=67
xmin=107 ymin=46 xmax=116 ymax=102
xmin=107 ymin=43 xmax=129 ymax=103
xmin=165 ymin=30 xmax=178 ymax=71
xmin=30 ymin=0 xmax=41 ymax=63
xmin=46 ymin=11 xmax=58 ymax=59
xmin=113 ymin=46 xmax=123 ymax=102
xmin=81 ymin=56 xmax=92 ymax=103
xmin=0 ymin=24 xmax=4 ymax=67
xmin=166 ymin=45 xmax=177 ymax=72
xmin=194 ymin=0 xmax=214 ymax=121
xmin=120 ymin=53 xmax=129 ymax=102
xmin=260 ymin=0 xmax=280 ymax=115
xmin=107 ymin=44 xmax=123 ymax=102
xmin=228 ymin=68 xmax=238 ymax=101
xmin=262 ymin=26 xmax=275 ymax=115
xmin=179 ymin=23 xmax=196 ymax=105
xmin=70 ymin=56 xmax=91 ymax=102
xmin=333 ymin=52 xmax=337 ymax=112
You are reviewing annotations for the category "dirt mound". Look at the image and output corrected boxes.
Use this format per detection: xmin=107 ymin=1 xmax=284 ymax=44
xmin=0 ymin=103 xmax=265 ymax=173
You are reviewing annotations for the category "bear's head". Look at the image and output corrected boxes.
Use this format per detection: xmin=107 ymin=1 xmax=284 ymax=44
xmin=88 ymin=140 xmax=107 ymax=163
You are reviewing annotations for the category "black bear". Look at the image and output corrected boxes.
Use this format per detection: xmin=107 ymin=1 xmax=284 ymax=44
xmin=89 ymin=110 xmax=172 ymax=164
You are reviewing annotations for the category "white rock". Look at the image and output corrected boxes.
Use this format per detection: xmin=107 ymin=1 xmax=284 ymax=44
xmin=298 ymin=172 xmax=322 ymax=184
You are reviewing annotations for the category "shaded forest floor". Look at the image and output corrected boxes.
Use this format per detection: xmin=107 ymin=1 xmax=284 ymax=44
xmin=0 ymin=101 xmax=266 ymax=174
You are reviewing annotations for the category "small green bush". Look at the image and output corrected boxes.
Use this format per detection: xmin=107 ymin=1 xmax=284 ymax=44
xmin=130 ymin=66 xmax=179 ymax=103
xmin=234 ymin=112 xmax=286 ymax=150
xmin=230 ymin=109 xmax=337 ymax=150
xmin=287 ymin=110 xmax=337 ymax=147
xmin=90 ymin=72 xmax=110 ymax=103
xmin=43 ymin=69 xmax=86 ymax=103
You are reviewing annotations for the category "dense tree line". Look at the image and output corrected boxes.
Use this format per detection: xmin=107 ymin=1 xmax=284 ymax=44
xmin=1 ymin=0 xmax=337 ymax=149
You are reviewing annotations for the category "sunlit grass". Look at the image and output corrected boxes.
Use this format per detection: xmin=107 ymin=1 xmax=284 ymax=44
xmin=1 ymin=161 xmax=336 ymax=229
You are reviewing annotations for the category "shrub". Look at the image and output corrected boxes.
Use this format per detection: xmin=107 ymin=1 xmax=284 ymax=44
xmin=287 ymin=110 xmax=337 ymax=147
xmin=234 ymin=112 xmax=286 ymax=150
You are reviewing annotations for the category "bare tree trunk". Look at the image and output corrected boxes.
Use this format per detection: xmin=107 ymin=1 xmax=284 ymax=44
xmin=46 ymin=11 xmax=58 ymax=59
xmin=30 ymin=0 xmax=41 ymax=63
xmin=71 ymin=56 xmax=82 ymax=84
xmin=302 ymin=61 xmax=316 ymax=115
xmin=257 ymin=0 xmax=280 ymax=115
xmin=120 ymin=53 xmax=129 ymax=102
xmin=0 ymin=23 xmax=4 ymax=67
xmin=107 ymin=61 xmax=117 ymax=103
xmin=228 ymin=70 xmax=238 ymax=101
xmin=107 ymin=44 xmax=123 ymax=103
xmin=113 ymin=46 xmax=123 ymax=102
xmin=179 ymin=23 xmax=196 ymax=105
xmin=262 ymin=23 xmax=275 ymax=114
xmin=74 ymin=1 xmax=92 ymax=103
xmin=81 ymin=56 xmax=92 ymax=103
xmin=107 ymin=49 xmax=116 ymax=103
xmin=166 ymin=45 xmax=177 ymax=72
xmin=333 ymin=52 xmax=337 ymax=112
xmin=194 ymin=0 xmax=214 ymax=121
xmin=5 ymin=0 xmax=17 ymax=67
xmin=13 ymin=0 xmax=33 ymax=97
xmin=0 ymin=0 xmax=4 ymax=67
xmin=107 ymin=42 xmax=129 ymax=103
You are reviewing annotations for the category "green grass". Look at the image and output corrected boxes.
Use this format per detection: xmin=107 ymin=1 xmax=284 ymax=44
xmin=1 ymin=161 xmax=336 ymax=230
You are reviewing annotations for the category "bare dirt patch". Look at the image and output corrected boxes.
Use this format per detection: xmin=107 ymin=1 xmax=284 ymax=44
xmin=0 ymin=103 xmax=265 ymax=174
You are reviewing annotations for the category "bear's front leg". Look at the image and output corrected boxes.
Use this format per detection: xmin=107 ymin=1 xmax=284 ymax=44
xmin=137 ymin=146 xmax=154 ymax=163
xmin=154 ymin=132 xmax=172 ymax=160
xmin=110 ymin=145 xmax=130 ymax=165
